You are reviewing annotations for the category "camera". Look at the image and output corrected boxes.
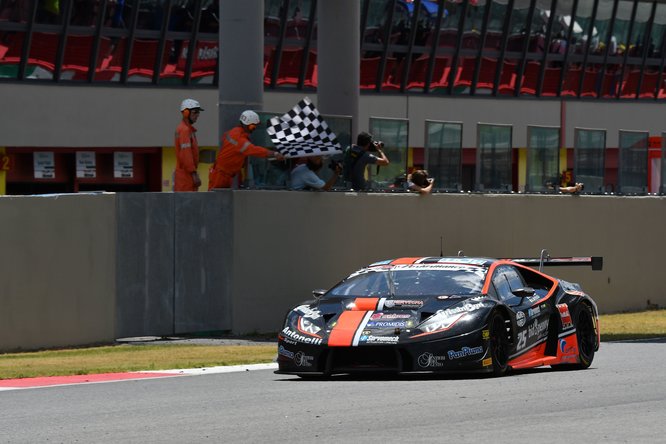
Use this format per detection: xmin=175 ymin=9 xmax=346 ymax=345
xmin=369 ymin=140 xmax=384 ymax=152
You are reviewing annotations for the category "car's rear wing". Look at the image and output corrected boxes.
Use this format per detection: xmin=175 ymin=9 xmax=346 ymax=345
xmin=510 ymin=250 xmax=603 ymax=272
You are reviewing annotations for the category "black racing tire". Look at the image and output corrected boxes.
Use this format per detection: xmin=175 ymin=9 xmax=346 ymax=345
xmin=573 ymin=304 xmax=596 ymax=369
xmin=488 ymin=312 xmax=509 ymax=377
xmin=552 ymin=303 xmax=596 ymax=371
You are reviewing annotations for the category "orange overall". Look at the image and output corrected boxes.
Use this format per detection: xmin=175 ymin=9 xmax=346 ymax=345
xmin=174 ymin=119 xmax=199 ymax=191
xmin=208 ymin=125 xmax=274 ymax=190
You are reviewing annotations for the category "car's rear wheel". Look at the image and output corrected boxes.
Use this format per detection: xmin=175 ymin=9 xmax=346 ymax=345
xmin=488 ymin=312 xmax=509 ymax=377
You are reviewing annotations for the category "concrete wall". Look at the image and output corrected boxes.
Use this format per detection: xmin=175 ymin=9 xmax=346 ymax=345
xmin=1 ymin=84 xmax=664 ymax=149
xmin=229 ymin=191 xmax=666 ymax=333
xmin=0 ymin=193 xmax=117 ymax=351
xmin=1 ymin=191 xmax=665 ymax=350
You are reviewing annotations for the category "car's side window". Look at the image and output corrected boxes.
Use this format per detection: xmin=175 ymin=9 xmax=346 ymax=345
xmin=514 ymin=266 xmax=555 ymax=293
xmin=492 ymin=266 xmax=526 ymax=302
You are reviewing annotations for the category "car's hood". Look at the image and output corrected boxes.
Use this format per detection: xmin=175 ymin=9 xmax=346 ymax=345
xmin=287 ymin=295 xmax=494 ymax=345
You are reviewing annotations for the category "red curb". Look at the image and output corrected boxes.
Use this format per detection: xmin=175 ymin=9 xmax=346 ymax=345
xmin=0 ymin=372 xmax=181 ymax=388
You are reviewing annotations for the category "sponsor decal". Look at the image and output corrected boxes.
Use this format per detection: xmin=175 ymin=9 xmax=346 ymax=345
xmin=441 ymin=302 xmax=485 ymax=317
xmin=565 ymin=290 xmax=586 ymax=297
xmin=527 ymin=296 xmax=542 ymax=304
xmin=482 ymin=357 xmax=493 ymax=367
xmin=280 ymin=337 xmax=298 ymax=346
xmin=384 ymin=299 xmax=424 ymax=309
xmin=482 ymin=329 xmax=490 ymax=340
xmin=281 ymin=327 xmax=323 ymax=345
xmin=559 ymin=338 xmax=576 ymax=355
xmin=278 ymin=345 xmax=294 ymax=359
xmin=557 ymin=304 xmax=573 ymax=329
xmin=366 ymin=321 xmax=407 ymax=328
xmin=527 ymin=318 xmax=549 ymax=339
xmin=294 ymin=351 xmax=314 ymax=367
xmin=295 ymin=305 xmax=322 ymax=320
xmin=516 ymin=311 xmax=526 ymax=327
xmin=447 ymin=346 xmax=483 ymax=360
xmin=370 ymin=312 xmax=411 ymax=320
xmin=360 ymin=335 xmax=400 ymax=344
xmin=417 ymin=352 xmax=446 ymax=368
xmin=528 ymin=306 xmax=541 ymax=317
xmin=437 ymin=295 xmax=450 ymax=300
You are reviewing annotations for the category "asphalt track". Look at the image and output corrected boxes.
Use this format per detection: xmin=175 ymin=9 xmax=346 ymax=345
xmin=0 ymin=340 xmax=664 ymax=444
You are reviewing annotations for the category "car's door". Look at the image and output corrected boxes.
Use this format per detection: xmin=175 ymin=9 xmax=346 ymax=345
xmin=489 ymin=265 xmax=551 ymax=356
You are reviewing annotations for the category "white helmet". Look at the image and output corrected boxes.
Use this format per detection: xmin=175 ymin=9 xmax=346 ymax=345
xmin=240 ymin=110 xmax=260 ymax=126
xmin=180 ymin=98 xmax=203 ymax=112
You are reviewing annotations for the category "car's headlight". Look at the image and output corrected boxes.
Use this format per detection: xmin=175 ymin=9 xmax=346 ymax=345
xmin=418 ymin=311 xmax=466 ymax=333
xmin=296 ymin=316 xmax=322 ymax=337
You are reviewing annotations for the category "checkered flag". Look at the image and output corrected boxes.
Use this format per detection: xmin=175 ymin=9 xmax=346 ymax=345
xmin=266 ymin=97 xmax=342 ymax=158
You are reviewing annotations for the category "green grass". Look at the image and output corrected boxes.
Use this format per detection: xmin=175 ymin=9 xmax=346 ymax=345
xmin=0 ymin=310 xmax=664 ymax=380
xmin=599 ymin=309 xmax=666 ymax=341
xmin=0 ymin=344 xmax=276 ymax=380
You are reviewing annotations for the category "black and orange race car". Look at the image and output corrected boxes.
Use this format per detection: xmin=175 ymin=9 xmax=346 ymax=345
xmin=276 ymin=253 xmax=602 ymax=377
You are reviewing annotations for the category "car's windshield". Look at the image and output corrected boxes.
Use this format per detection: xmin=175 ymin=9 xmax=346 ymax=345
xmin=327 ymin=265 xmax=486 ymax=298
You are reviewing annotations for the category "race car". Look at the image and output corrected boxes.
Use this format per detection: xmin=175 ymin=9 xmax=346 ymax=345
xmin=276 ymin=253 xmax=602 ymax=377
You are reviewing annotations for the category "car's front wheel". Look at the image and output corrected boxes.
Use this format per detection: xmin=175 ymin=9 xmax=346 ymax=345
xmin=488 ymin=312 xmax=509 ymax=377
xmin=552 ymin=303 xmax=597 ymax=371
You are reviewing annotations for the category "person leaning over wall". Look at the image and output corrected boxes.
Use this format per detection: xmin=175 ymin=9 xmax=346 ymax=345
xmin=407 ymin=169 xmax=434 ymax=195
xmin=290 ymin=155 xmax=342 ymax=191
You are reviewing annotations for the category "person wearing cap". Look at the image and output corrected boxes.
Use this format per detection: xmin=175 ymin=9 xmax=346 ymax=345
xmin=342 ymin=131 xmax=390 ymax=190
xmin=174 ymin=98 xmax=204 ymax=192
xmin=208 ymin=110 xmax=285 ymax=190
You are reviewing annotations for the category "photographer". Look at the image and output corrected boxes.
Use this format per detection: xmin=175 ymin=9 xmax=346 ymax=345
xmin=343 ymin=132 xmax=390 ymax=190
xmin=290 ymin=155 xmax=342 ymax=191
xmin=408 ymin=169 xmax=434 ymax=195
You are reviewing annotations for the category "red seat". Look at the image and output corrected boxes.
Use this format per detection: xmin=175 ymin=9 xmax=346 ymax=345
xmin=599 ymin=69 xmax=621 ymax=98
xmin=359 ymin=56 xmax=395 ymax=90
xmin=0 ymin=31 xmax=25 ymax=65
xmin=454 ymin=57 xmax=476 ymax=88
xmin=580 ymin=67 xmax=600 ymax=97
xmin=303 ymin=50 xmax=317 ymax=87
xmin=28 ymin=32 xmax=59 ymax=72
xmin=94 ymin=38 xmax=127 ymax=81
xmin=561 ymin=66 xmax=581 ymax=96
xmin=639 ymin=70 xmax=658 ymax=99
xmin=61 ymin=35 xmax=93 ymax=78
xmin=264 ymin=47 xmax=305 ymax=86
xmin=127 ymin=39 xmax=160 ymax=78
xmin=403 ymin=55 xmax=449 ymax=90
xmin=428 ymin=56 xmax=451 ymax=90
xmin=476 ymin=57 xmax=498 ymax=90
xmin=519 ymin=61 xmax=541 ymax=95
xmin=497 ymin=60 xmax=517 ymax=94
xmin=620 ymin=70 xmax=641 ymax=99
xmin=541 ymin=67 xmax=561 ymax=96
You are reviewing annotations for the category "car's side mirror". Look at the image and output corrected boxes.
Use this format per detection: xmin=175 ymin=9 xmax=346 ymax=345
xmin=312 ymin=289 xmax=326 ymax=299
xmin=511 ymin=287 xmax=535 ymax=298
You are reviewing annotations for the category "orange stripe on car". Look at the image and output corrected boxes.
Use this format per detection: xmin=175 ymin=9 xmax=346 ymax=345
xmin=328 ymin=311 xmax=368 ymax=347
xmin=390 ymin=257 xmax=420 ymax=265
xmin=353 ymin=298 xmax=379 ymax=311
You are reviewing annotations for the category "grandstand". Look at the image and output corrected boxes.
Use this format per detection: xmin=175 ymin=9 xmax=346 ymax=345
xmin=0 ymin=0 xmax=664 ymax=194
